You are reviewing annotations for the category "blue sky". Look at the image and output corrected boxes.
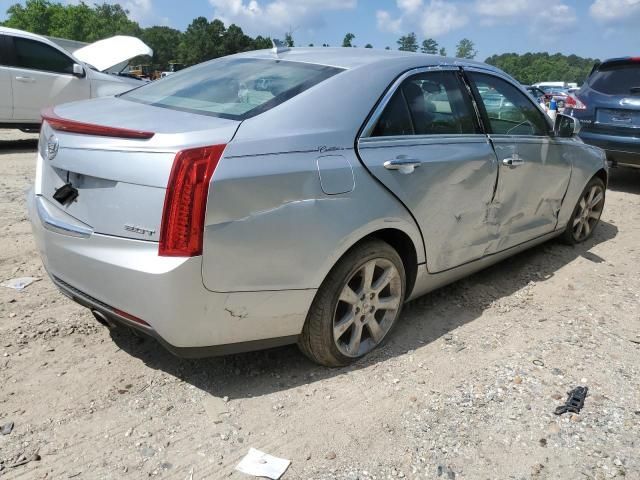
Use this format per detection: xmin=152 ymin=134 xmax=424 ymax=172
xmin=1 ymin=0 xmax=639 ymax=60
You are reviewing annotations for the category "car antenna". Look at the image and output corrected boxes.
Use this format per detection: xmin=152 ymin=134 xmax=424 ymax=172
xmin=271 ymin=39 xmax=290 ymax=56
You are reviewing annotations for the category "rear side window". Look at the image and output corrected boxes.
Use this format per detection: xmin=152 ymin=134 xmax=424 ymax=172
xmin=10 ymin=37 xmax=75 ymax=74
xmin=121 ymin=58 xmax=343 ymax=120
xmin=589 ymin=63 xmax=640 ymax=95
xmin=373 ymin=71 xmax=477 ymax=137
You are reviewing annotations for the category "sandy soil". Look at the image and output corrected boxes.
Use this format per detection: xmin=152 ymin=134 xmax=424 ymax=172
xmin=1 ymin=129 xmax=639 ymax=479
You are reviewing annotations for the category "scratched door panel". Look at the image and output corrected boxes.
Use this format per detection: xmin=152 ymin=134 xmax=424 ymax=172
xmin=358 ymin=135 xmax=498 ymax=273
xmin=487 ymin=136 xmax=571 ymax=253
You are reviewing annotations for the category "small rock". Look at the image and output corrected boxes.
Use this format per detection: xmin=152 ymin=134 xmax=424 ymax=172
xmin=513 ymin=376 xmax=522 ymax=384
xmin=551 ymin=393 xmax=563 ymax=400
xmin=1 ymin=421 xmax=14 ymax=435
xmin=570 ymin=414 xmax=582 ymax=422
xmin=325 ymin=451 xmax=336 ymax=460
xmin=539 ymin=438 xmax=547 ymax=447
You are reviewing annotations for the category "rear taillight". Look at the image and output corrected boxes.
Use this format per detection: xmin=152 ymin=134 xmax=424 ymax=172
xmin=159 ymin=145 xmax=226 ymax=257
xmin=565 ymin=94 xmax=587 ymax=110
xmin=41 ymin=107 xmax=155 ymax=139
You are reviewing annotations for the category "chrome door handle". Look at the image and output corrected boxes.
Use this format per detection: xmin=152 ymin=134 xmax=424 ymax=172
xmin=15 ymin=76 xmax=35 ymax=83
xmin=384 ymin=158 xmax=422 ymax=174
xmin=502 ymin=154 xmax=524 ymax=167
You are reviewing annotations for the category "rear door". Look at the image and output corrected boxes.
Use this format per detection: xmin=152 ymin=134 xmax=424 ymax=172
xmin=357 ymin=67 xmax=499 ymax=273
xmin=465 ymin=69 xmax=572 ymax=253
xmin=0 ymin=35 xmax=13 ymax=120
xmin=6 ymin=35 xmax=90 ymax=122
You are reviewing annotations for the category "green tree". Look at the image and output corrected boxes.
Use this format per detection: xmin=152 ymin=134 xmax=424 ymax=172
xmin=397 ymin=32 xmax=418 ymax=52
xmin=342 ymin=32 xmax=355 ymax=47
xmin=3 ymin=0 xmax=58 ymax=35
xmin=284 ymin=32 xmax=294 ymax=47
xmin=455 ymin=38 xmax=477 ymax=59
xmin=485 ymin=52 xmax=598 ymax=85
xmin=141 ymin=26 xmax=182 ymax=67
xmin=439 ymin=47 xmax=447 ymax=56
xmin=364 ymin=43 xmax=373 ymax=48
xmin=253 ymin=35 xmax=272 ymax=50
xmin=177 ymin=16 xmax=220 ymax=65
xmin=421 ymin=38 xmax=438 ymax=54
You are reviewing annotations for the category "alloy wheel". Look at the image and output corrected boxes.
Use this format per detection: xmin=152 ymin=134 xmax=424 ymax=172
xmin=572 ymin=183 xmax=604 ymax=242
xmin=333 ymin=258 xmax=402 ymax=358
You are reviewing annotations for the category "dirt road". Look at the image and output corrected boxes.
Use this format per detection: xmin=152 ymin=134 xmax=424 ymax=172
xmin=1 ymin=130 xmax=639 ymax=479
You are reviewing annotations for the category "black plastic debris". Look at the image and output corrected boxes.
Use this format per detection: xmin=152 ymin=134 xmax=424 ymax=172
xmin=554 ymin=386 xmax=588 ymax=415
xmin=1 ymin=421 xmax=14 ymax=435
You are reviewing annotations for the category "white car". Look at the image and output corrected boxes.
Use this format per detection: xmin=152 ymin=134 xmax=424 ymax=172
xmin=0 ymin=27 xmax=152 ymax=130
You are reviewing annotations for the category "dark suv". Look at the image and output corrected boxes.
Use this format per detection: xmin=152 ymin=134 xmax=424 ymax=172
xmin=565 ymin=57 xmax=640 ymax=168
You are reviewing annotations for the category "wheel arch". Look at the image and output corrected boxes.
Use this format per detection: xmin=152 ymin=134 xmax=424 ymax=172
xmin=324 ymin=227 xmax=421 ymax=299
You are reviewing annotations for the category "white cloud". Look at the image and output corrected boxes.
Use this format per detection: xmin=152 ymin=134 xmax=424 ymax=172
xmin=474 ymin=0 xmax=577 ymax=33
xmin=589 ymin=0 xmax=640 ymax=22
xmin=208 ymin=0 xmax=357 ymax=36
xmin=419 ymin=0 xmax=468 ymax=37
xmin=376 ymin=0 xmax=469 ymax=38
xmin=376 ymin=10 xmax=403 ymax=34
xmin=120 ymin=0 xmax=153 ymax=23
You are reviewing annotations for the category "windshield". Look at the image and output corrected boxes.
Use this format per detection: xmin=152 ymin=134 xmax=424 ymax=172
xmin=590 ymin=62 xmax=640 ymax=95
xmin=120 ymin=58 xmax=343 ymax=120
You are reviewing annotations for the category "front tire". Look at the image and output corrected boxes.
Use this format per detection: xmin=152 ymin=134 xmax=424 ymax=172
xmin=561 ymin=177 xmax=606 ymax=244
xmin=298 ymin=239 xmax=406 ymax=367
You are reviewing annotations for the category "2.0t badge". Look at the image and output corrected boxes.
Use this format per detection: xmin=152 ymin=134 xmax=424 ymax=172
xmin=124 ymin=224 xmax=156 ymax=237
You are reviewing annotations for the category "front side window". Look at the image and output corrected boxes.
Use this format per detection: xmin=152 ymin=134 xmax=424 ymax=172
xmin=121 ymin=58 xmax=343 ymax=120
xmin=11 ymin=37 xmax=75 ymax=74
xmin=469 ymin=72 xmax=549 ymax=136
xmin=373 ymin=71 xmax=477 ymax=137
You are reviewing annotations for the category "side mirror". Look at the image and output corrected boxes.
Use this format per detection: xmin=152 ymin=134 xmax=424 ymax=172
xmin=554 ymin=113 xmax=581 ymax=138
xmin=72 ymin=63 xmax=86 ymax=78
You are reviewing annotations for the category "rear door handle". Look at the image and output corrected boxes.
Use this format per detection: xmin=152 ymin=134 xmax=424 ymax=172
xmin=502 ymin=153 xmax=524 ymax=167
xmin=384 ymin=157 xmax=422 ymax=174
xmin=15 ymin=76 xmax=35 ymax=83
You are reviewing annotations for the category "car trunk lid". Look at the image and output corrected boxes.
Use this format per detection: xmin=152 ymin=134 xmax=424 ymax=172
xmin=36 ymin=97 xmax=239 ymax=243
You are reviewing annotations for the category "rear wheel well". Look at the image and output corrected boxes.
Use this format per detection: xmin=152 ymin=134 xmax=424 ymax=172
xmin=354 ymin=229 xmax=419 ymax=298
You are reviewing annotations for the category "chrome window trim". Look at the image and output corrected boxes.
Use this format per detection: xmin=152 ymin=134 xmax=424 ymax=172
xmin=359 ymin=65 xmax=463 ymax=139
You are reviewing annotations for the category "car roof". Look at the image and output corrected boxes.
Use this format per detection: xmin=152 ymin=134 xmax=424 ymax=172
xmin=231 ymin=47 xmax=500 ymax=73
xmin=0 ymin=26 xmax=50 ymax=43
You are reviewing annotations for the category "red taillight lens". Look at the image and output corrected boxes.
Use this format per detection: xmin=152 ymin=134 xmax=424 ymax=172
xmin=565 ymin=94 xmax=587 ymax=110
xmin=159 ymin=144 xmax=226 ymax=257
xmin=41 ymin=107 xmax=155 ymax=139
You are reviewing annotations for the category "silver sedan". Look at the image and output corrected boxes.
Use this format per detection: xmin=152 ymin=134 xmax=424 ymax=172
xmin=28 ymin=47 xmax=607 ymax=366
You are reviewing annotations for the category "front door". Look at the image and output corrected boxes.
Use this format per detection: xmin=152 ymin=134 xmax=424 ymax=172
xmin=7 ymin=36 xmax=90 ymax=123
xmin=357 ymin=68 xmax=499 ymax=273
xmin=466 ymin=70 xmax=572 ymax=253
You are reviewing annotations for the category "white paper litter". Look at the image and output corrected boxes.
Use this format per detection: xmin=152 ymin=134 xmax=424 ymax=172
xmin=235 ymin=448 xmax=291 ymax=479
xmin=2 ymin=277 xmax=40 ymax=290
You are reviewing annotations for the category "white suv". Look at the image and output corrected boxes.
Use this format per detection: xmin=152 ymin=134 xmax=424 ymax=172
xmin=0 ymin=27 xmax=151 ymax=130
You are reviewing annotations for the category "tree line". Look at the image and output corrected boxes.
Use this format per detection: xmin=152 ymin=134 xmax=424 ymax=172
xmin=2 ymin=0 xmax=598 ymax=83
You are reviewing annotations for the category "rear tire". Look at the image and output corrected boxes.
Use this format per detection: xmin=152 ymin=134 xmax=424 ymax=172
xmin=561 ymin=177 xmax=606 ymax=245
xmin=298 ymin=239 xmax=406 ymax=367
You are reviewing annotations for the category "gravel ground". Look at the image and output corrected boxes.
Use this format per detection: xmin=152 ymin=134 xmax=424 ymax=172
xmin=1 ymin=129 xmax=639 ymax=479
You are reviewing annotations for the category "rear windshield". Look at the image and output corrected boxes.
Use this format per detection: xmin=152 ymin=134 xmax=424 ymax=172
xmin=120 ymin=58 xmax=343 ymax=120
xmin=589 ymin=63 xmax=640 ymax=95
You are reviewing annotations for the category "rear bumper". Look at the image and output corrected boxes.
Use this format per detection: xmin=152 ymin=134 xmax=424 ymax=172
xmin=579 ymin=130 xmax=640 ymax=168
xmin=27 ymin=192 xmax=315 ymax=356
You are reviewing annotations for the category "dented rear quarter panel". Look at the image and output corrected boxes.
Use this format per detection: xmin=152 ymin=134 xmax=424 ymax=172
xmin=201 ymin=148 xmax=424 ymax=292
